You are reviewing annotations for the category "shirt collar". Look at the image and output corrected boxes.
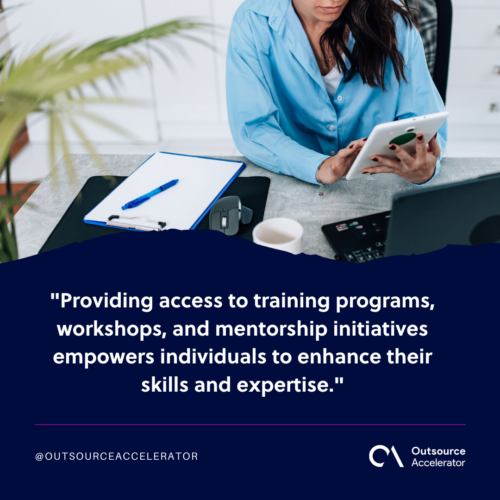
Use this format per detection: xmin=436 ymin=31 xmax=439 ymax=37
xmin=267 ymin=0 xmax=292 ymax=32
xmin=281 ymin=3 xmax=327 ymax=94
xmin=266 ymin=0 xmax=354 ymax=92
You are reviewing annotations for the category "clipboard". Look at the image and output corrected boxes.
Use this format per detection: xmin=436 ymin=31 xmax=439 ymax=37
xmin=39 ymin=175 xmax=270 ymax=254
xmin=84 ymin=152 xmax=245 ymax=231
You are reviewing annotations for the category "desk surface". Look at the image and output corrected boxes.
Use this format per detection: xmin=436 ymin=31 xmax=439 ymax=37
xmin=14 ymin=155 xmax=500 ymax=260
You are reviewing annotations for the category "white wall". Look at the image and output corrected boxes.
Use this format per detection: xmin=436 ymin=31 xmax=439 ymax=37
xmin=3 ymin=0 xmax=245 ymax=144
xmin=3 ymin=0 xmax=500 ymax=146
xmin=143 ymin=0 xmax=244 ymax=140
xmin=447 ymin=0 xmax=500 ymax=141
xmin=4 ymin=0 xmax=160 ymax=143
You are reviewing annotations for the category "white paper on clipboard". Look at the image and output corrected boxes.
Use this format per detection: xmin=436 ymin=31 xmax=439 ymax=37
xmin=84 ymin=152 xmax=245 ymax=231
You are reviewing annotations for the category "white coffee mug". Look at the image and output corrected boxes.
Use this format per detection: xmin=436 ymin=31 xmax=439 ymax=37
xmin=252 ymin=218 xmax=304 ymax=255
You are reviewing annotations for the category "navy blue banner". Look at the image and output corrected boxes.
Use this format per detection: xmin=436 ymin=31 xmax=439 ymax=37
xmin=2 ymin=231 xmax=498 ymax=498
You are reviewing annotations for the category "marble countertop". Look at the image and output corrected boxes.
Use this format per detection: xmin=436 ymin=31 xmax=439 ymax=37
xmin=14 ymin=154 xmax=500 ymax=260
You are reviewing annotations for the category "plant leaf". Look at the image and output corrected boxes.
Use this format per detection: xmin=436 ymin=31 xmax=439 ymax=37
xmin=67 ymin=115 xmax=108 ymax=173
xmin=0 ymin=15 xmax=210 ymax=260
xmin=0 ymin=217 xmax=18 ymax=261
xmin=72 ymin=108 xmax=137 ymax=142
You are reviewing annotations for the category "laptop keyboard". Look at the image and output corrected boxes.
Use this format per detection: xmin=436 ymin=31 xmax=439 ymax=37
xmin=344 ymin=241 xmax=385 ymax=263
xmin=322 ymin=210 xmax=391 ymax=264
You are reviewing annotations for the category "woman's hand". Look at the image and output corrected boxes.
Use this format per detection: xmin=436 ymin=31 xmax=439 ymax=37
xmin=362 ymin=134 xmax=441 ymax=184
xmin=317 ymin=138 xmax=367 ymax=184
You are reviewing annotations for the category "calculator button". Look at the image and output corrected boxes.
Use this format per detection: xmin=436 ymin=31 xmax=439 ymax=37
xmin=357 ymin=256 xmax=366 ymax=263
xmin=366 ymin=254 xmax=374 ymax=261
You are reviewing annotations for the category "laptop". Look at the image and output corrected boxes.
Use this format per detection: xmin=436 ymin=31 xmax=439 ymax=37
xmin=321 ymin=173 xmax=500 ymax=263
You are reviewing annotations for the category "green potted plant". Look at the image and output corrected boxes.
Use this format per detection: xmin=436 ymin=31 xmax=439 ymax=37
xmin=0 ymin=5 xmax=204 ymax=262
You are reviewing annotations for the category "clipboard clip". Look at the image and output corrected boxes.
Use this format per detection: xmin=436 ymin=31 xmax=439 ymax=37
xmin=107 ymin=215 xmax=167 ymax=232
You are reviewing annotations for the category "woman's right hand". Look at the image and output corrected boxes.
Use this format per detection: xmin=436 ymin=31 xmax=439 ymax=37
xmin=316 ymin=138 xmax=367 ymax=184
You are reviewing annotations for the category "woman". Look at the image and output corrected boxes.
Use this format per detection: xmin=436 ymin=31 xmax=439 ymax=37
xmin=226 ymin=0 xmax=447 ymax=189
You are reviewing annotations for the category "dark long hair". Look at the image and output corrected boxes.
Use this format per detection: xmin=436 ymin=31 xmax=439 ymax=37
xmin=320 ymin=0 xmax=419 ymax=90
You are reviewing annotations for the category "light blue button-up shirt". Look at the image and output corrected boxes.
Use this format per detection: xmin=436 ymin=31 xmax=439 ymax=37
xmin=226 ymin=0 xmax=447 ymax=185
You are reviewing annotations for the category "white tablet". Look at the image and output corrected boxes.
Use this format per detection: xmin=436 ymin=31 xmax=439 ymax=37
xmin=345 ymin=111 xmax=449 ymax=180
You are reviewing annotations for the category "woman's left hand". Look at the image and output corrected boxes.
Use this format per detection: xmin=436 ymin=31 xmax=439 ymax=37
xmin=362 ymin=134 xmax=441 ymax=184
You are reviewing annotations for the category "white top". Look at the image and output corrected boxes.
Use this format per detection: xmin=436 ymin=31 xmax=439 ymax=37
xmin=322 ymin=55 xmax=345 ymax=98
xmin=322 ymin=64 xmax=343 ymax=98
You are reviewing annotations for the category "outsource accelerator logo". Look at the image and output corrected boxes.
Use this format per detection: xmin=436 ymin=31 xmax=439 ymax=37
xmin=369 ymin=446 xmax=466 ymax=468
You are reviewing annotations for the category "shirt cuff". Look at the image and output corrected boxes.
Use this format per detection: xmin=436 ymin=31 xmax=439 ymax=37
xmin=277 ymin=143 xmax=330 ymax=185
xmin=310 ymin=154 xmax=331 ymax=185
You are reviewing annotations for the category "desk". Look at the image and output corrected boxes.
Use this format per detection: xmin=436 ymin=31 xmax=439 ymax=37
xmin=14 ymin=155 xmax=500 ymax=260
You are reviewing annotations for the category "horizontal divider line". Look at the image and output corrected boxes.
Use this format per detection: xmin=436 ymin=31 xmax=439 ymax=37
xmin=35 ymin=423 xmax=467 ymax=426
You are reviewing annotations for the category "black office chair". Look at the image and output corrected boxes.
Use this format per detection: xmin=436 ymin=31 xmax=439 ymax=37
xmin=410 ymin=0 xmax=453 ymax=104
xmin=433 ymin=0 xmax=453 ymax=104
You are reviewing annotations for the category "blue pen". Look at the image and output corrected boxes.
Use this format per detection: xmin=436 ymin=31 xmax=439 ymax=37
xmin=121 ymin=179 xmax=179 ymax=210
